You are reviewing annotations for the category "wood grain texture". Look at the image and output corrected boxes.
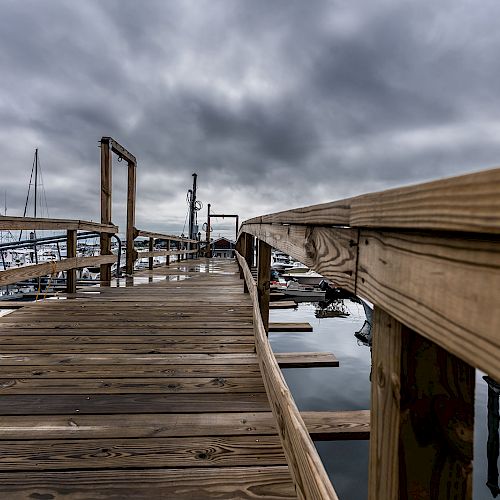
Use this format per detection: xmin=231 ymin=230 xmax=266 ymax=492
xmin=0 ymin=393 xmax=271 ymax=415
xmin=357 ymin=230 xmax=500 ymax=381
xmin=0 ymin=255 xmax=116 ymax=286
xmin=0 ymin=435 xmax=287 ymax=470
xmin=0 ymin=216 xmax=117 ymax=233
xmin=0 ymin=466 xmax=296 ymax=499
xmin=0 ymin=411 xmax=369 ymax=440
xmin=240 ymin=223 xmax=357 ymax=291
xmin=350 ymin=166 xmax=500 ymax=233
xmin=368 ymin=307 xmax=402 ymax=500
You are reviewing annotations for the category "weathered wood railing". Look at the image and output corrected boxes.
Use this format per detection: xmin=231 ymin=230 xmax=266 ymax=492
xmin=133 ymin=228 xmax=199 ymax=270
xmin=0 ymin=216 xmax=118 ymax=292
xmin=236 ymin=167 xmax=500 ymax=499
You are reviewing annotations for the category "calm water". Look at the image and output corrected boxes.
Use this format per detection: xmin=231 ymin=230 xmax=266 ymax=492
xmin=270 ymin=299 xmax=496 ymax=500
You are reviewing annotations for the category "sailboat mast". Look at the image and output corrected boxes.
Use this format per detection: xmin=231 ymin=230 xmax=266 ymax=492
xmin=34 ymin=148 xmax=38 ymax=219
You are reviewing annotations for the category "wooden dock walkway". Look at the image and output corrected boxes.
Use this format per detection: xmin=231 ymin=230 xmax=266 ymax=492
xmin=0 ymin=259 xmax=297 ymax=499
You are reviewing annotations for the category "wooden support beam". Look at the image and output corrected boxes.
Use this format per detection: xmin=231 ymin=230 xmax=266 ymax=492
xmin=148 ymin=237 xmax=154 ymax=270
xmin=242 ymin=233 xmax=253 ymax=293
xmin=257 ymin=239 xmax=271 ymax=334
xmin=270 ymin=301 xmax=297 ymax=310
xmin=303 ymin=410 xmax=370 ymax=441
xmin=269 ymin=322 xmax=313 ymax=332
xmin=368 ymin=307 xmax=474 ymax=500
xmin=99 ymin=138 xmax=112 ymax=285
xmin=66 ymin=230 xmax=77 ymax=294
xmin=126 ymin=161 xmax=137 ymax=275
xmin=275 ymin=352 xmax=339 ymax=368
xmin=166 ymin=240 xmax=170 ymax=266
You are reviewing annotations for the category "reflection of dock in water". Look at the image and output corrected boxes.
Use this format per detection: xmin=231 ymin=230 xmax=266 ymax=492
xmin=485 ymin=375 xmax=500 ymax=498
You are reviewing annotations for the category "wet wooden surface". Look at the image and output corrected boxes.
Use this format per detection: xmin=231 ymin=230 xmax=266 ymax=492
xmin=0 ymin=258 xmax=296 ymax=499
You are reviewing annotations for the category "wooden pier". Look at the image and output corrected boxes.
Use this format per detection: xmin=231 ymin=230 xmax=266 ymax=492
xmin=0 ymin=260 xmax=292 ymax=497
xmin=1 ymin=137 xmax=499 ymax=499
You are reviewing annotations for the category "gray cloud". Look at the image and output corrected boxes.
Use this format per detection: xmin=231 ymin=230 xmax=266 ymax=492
xmin=1 ymin=0 xmax=500 ymax=237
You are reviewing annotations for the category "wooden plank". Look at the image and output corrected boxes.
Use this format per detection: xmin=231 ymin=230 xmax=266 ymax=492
xmin=0 ymin=343 xmax=255 ymax=354
xmin=244 ymin=198 xmax=351 ymax=226
xmin=0 ymin=334 xmax=253 ymax=344
xmin=0 ymin=411 xmax=369 ymax=440
xmin=0 ymin=466 xmax=296 ymax=499
xmin=0 ymin=328 xmax=253 ymax=337
xmin=270 ymin=301 xmax=297 ymax=309
xmin=0 ymin=216 xmax=117 ymax=233
xmin=304 ymin=410 xmax=370 ymax=441
xmin=0 ymin=255 xmax=116 ymax=286
xmin=350 ymin=166 xmax=500 ymax=233
xmin=236 ymin=251 xmax=338 ymax=499
xmin=0 ymin=320 xmax=254 ymax=329
xmin=244 ymin=167 xmax=500 ymax=234
xmin=0 ymin=393 xmax=271 ymax=414
xmin=0 ymin=364 xmax=262 ymax=379
xmin=0 ymin=412 xmax=278 ymax=439
xmin=275 ymin=352 xmax=339 ymax=368
xmin=0 ymin=377 xmax=265 ymax=394
xmin=269 ymin=322 xmax=313 ymax=332
xmin=0 ymin=353 xmax=259 ymax=365
xmin=0 ymin=435 xmax=286 ymax=470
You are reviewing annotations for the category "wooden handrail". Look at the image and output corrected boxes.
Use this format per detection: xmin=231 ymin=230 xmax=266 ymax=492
xmin=0 ymin=216 xmax=117 ymax=233
xmin=236 ymin=250 xmax=338 ymax=500
xmin=0 ymin=255 xmax=116 ymax=287
xmin=238 ymin=166 xmax=500 ymax=499
xmin=245 ymin=166 xmax=500 ymax=234
xmin=134 ymin=228 xmax=198 ymax=244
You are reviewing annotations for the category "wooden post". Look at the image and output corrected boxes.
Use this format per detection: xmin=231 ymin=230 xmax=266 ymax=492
xmin=206 ymin=203 xmax=211 ymax=258
xmin=66 ymin=229 xmax=77 ymax=294
xmin=257 ymin=239 xmax=271 ymax=334
xmin=369 ymin=307 xmax=475 ymax=500
xmin=242 ymin=233 xmax=253 ymax=293
xmin=126 ymin=161 xmax=136 ymax=275
xmin=100 ymin=138 xmax=112 ymax=284
xmin=166 ymin=240 xmax=170 ymax=266
xmin=148 ymin=237 xmax=154 ymax=270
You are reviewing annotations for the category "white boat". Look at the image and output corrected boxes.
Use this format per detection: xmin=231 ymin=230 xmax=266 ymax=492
xmin=281 ymin=269 xmax=324 ymax=285
xmin=282 ymin=281 xmax=326 ymax=299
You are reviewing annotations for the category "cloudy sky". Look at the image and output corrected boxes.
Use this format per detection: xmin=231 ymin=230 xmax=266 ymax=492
xmin=1 ymin=0 xmax=499 ymax=238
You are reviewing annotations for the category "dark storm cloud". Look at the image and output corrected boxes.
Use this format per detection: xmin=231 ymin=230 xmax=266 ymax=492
xmin=1 ymin=0 xmax=500 ymax=236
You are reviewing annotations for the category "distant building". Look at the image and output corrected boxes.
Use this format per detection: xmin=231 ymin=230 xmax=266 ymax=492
xmin=201 ymin=237 xmax=235 ymax=258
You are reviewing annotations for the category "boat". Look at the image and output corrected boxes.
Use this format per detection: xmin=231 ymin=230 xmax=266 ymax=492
xmin=281 ymin=269 xmax=324 ymax=285
xmin=281 ymin=280 xmax=326 ymax=299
